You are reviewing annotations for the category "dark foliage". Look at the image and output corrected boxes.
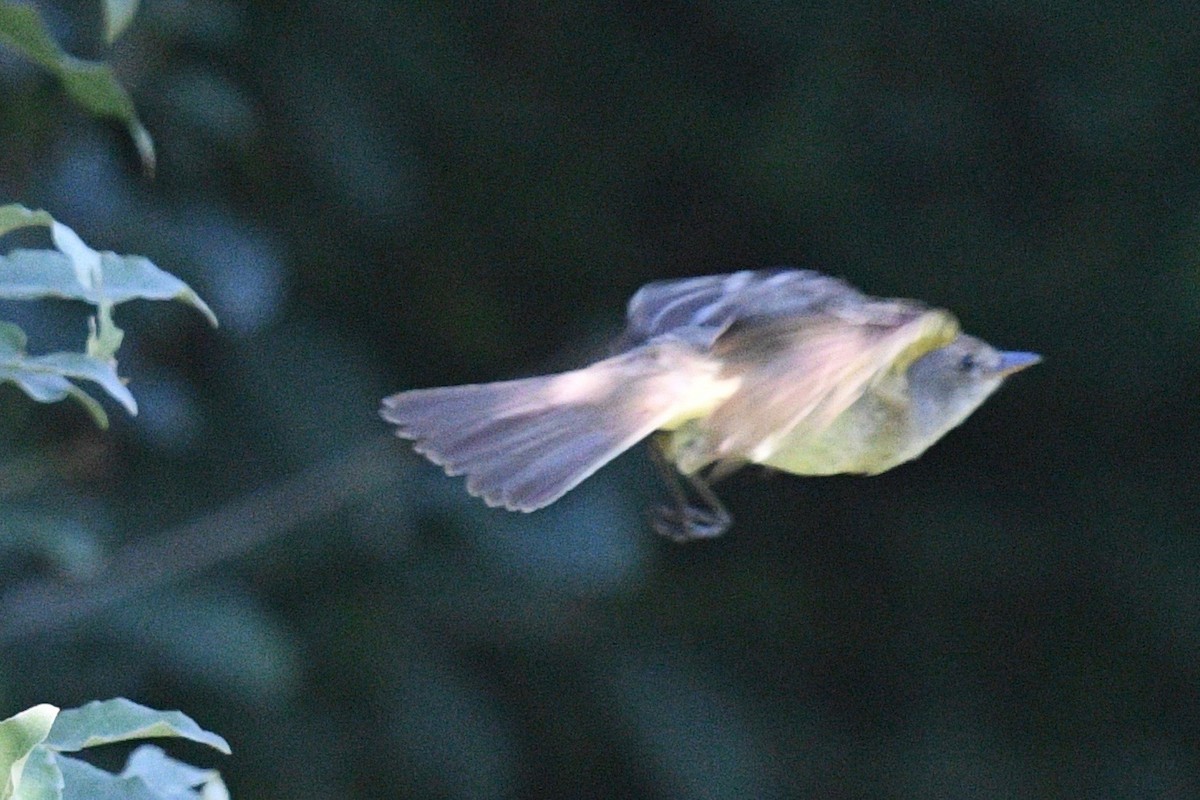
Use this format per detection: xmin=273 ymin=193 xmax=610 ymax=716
xmin=2 ymin=2 xmax=1199 ymax=798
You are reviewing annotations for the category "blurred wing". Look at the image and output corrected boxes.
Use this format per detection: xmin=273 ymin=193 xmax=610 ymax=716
xmin=697 ymin=307 xmax=960 ymax=468
xmin=623 ymin=269 xmax=870 ymax=347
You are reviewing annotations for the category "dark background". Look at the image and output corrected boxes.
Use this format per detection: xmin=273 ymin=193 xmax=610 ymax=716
xmin=2 ymin=2 xmax=1199 ymax=798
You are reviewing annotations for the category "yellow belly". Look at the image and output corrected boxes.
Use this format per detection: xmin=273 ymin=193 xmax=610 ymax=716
xmin=758 ymin=391 xmax=915 ymax=476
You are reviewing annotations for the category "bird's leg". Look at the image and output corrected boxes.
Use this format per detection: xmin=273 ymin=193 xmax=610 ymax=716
xmin=647 ymin=435 xmax=731 ymax=541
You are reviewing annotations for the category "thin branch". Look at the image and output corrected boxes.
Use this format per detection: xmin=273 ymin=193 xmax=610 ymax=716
xmin=0 ymin=435 xmax=404 ymax=646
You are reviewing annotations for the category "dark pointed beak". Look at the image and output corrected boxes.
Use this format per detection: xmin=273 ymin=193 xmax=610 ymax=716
xmin=996 ymin=351 xmax=1041 ymax=377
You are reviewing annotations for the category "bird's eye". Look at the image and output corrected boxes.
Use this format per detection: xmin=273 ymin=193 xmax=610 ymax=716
xmin=959 ymin=354 xmax=978 ymax=372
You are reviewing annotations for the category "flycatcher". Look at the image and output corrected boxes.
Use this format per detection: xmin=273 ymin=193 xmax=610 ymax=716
xmin=381 ymin=269 xmax=1039 ymax=540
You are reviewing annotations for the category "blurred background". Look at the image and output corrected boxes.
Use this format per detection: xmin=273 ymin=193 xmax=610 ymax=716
xmin=2 ymin=1 xmax=1199 ymax=797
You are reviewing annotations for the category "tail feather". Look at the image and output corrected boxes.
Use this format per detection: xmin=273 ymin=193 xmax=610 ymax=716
xmin=380 ymin=342 xmax=722 ymax=511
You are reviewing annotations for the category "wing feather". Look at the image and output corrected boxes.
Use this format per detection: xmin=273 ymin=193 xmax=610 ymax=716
xmin=623 ymin=269 xmax=869 ymax=346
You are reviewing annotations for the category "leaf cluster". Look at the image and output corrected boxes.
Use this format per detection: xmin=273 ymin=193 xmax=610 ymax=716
xmin=0 ymin=205 xmax=215 ymax=427
xmin=1 ymin=699 xmax=230 ymax=800
xmin=1 ymin=8 xmax=229 ymax=799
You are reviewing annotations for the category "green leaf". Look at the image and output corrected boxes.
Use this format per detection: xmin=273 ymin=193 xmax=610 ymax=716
xmin=0 ymin=365 xmax=108 ymax=427
xmin=0 ymin=704 xmax=59 ymax=800
xmin=0 ymin=250 xmax=218 ymax=326
xmin=11 ymin=748 xmax=62 ymax=800
xmin=0 ymin=250 xmax=90 ymax=301
xmin=0 ymin=1 xmax=155 ymax=173
xmin=44 ymin=700 xmax=230 ymax=756
xmin=102 ymin=0 xmax=138 ymax=44
xmin=0 ymin=321 xmax=136 ymax=426
xmin=0 ymin=703 xmax=228 ymax=800
xmin=97 ymin=252 xmax=218 ymax=326
xmin=0 ymin=213 xmax=217 ymax=327
xmin=55 ymin=757 xmax=157 ymax=800
xmin=56 ymin=58 xmax=135 ymax=119
xmin=121 ymin=745 xmax=227 ymax=800
xmin=27 ymin=352 xmax=137 ymax=414
xmin=0 ymin=205 xmax=54 ymax=239
xmin=0 ymin=3 xmax=62 ymax=70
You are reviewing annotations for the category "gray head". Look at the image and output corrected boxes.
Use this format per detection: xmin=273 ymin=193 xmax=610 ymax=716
xmin=906 ymin=335 xmax=1040 ymax=447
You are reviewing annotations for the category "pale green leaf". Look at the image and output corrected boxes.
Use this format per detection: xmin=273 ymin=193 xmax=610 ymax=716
xmin=1 ymin=215 xmax=215 ymax=325
xmin=44 ymin=700 xmax=230 ymax=755
xmin=0 ymin=367 xmax=109 ymax=425
xmin=50 ymin=222 xmax=100 ymax=290
xmin=0 ymin=324 xmax=134 ymax=425
xmin=0 ymin=1 xmax=155 ymax=172
xmin=55 ymin=757 xmax=157 ymax=800
xmin=29 ymin=352 xmax=137 ymax=414
xmin=102 ymin=0 xmax=138 ymax=44
xmin=0 ymin=205 xmax=54 ymax=239
xmin=0 ymin=250 xmax=87 ymax=300
xmin=97 ymin=254 xmax=216 ymax=325
xmin=11 ymin=748 xmax=62 ymax=800
xmin=0 ymin=250 xmax=218 ymax=326
xmin=0 ymin=705 xmax=59 ymax=800
xmin=121 ymin=745 xmax=226 ymax=800
xmin=201 ymin=777 xmax=229 ymax=800
xmin=0 ymin=368 xmax=73 ymax=405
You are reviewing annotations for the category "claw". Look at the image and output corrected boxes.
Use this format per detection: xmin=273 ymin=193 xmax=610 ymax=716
xmin=650 ymin=502 xmax=731 ymax=541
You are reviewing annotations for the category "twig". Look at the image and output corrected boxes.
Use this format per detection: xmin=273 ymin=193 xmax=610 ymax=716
xmin=0 ymin=435 xmax=402 ymax=645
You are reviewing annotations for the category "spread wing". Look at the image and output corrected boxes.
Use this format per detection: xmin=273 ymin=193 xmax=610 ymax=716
xmin=623 ymin=269 xmax=871 ymax=348
xmin=676 ymin=305 xmax=961 ymax=473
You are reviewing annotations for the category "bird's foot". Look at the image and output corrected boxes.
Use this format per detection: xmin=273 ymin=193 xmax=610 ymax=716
xmin=649 ymin=502 xmax=731 ymax=542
